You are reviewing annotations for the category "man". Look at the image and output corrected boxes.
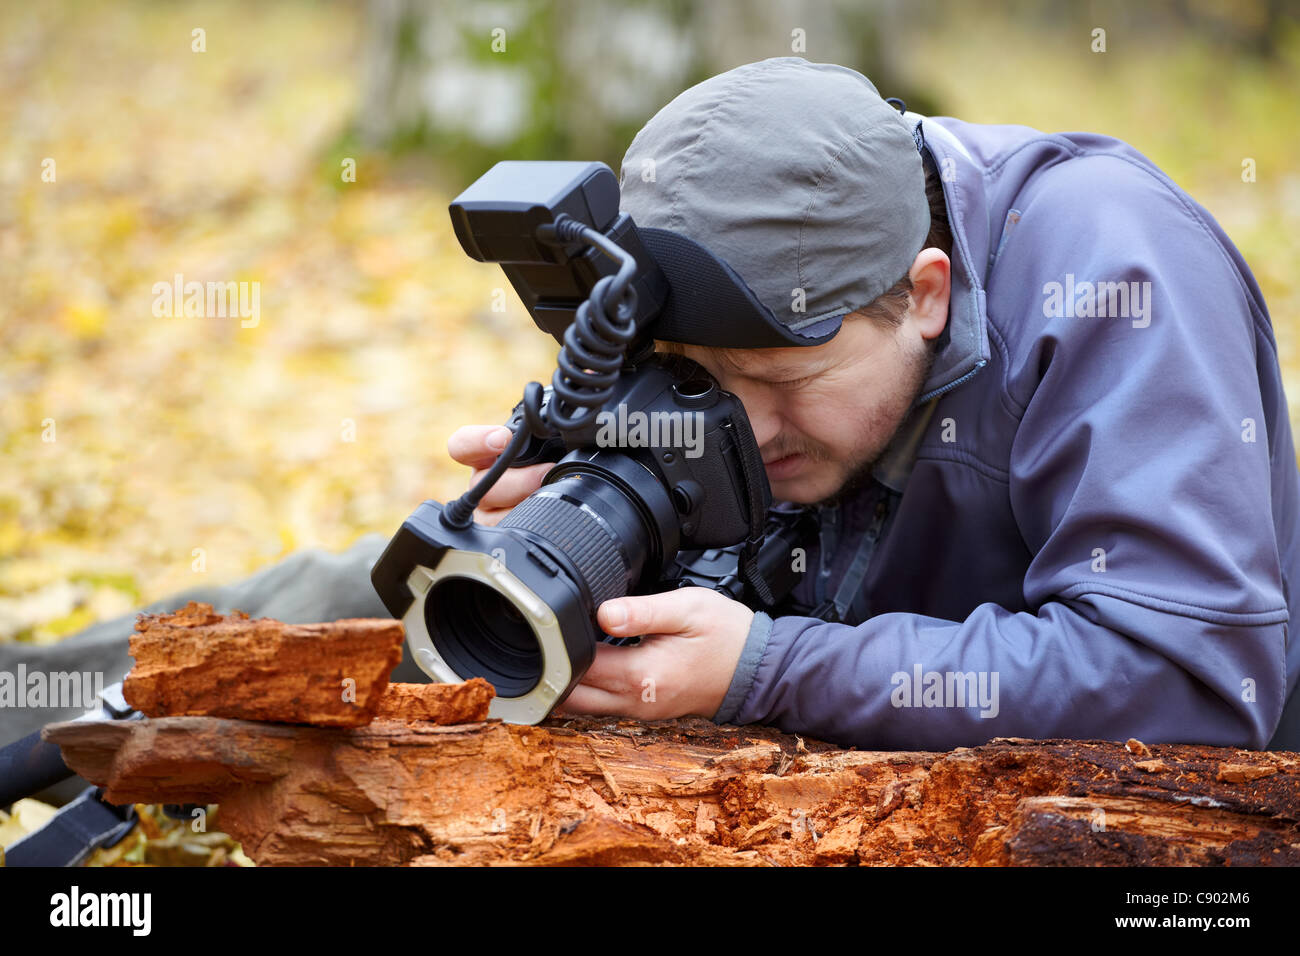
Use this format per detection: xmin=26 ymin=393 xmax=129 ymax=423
xmin=454 ymin=56 xmax=1300 ymax=751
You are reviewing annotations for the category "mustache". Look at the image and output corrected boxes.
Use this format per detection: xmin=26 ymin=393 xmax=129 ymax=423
xmin=761 ymin=439 xmax=826 ymax=465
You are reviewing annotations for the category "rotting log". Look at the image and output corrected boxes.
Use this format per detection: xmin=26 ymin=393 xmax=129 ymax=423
xmin=66 ymin=603 xmax=1300 ymax=865
xmin=43 ymin=715 xmax=1300 ymax=867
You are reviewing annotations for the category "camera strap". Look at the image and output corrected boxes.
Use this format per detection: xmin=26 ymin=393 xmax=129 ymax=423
xmin=3 ymin=785 xmax=137 ymax=867
xmin=809 ymin=483 xmax=899 ymax=624
xmin=834 ymin=486 xmax=898 ymax=622
xmin=727 ymin=420 xmax=776 ymax=607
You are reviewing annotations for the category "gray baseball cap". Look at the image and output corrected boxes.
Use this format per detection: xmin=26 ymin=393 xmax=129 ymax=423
xmin=619 ymin=56 xmax=929 ymax=348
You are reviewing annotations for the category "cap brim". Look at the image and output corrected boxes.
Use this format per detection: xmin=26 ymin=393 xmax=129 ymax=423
xmin=637 ymin=227 xmax=843 ymax=348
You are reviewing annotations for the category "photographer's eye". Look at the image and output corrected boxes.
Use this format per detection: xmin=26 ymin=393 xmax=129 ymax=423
xmin=772 ymin=375 xmax=813 ymax=389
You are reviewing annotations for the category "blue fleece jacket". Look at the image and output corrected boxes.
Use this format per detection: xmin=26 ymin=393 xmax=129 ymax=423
xmin=712 ymin=114 xmax=1299 ymax=752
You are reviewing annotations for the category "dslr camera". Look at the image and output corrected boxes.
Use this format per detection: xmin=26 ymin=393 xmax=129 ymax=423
xmin=370 ymin=162 xmax=814 ymax=724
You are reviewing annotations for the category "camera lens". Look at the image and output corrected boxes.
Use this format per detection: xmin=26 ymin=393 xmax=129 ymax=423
xmin=500 ymin=470 xmax=656 ymax=609
xmin=426 ymin=577 xmax=542 ymax=697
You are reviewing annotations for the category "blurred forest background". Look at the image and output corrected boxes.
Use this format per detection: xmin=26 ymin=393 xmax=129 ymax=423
xmin=2 ymin=0 xmax=1298 ymax=643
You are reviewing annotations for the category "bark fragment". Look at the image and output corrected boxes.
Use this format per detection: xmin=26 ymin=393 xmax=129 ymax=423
xmin=376 ymin=679 xmax=494 ymax=724
xmin=122 ymin=602 xmax=405 ymax=727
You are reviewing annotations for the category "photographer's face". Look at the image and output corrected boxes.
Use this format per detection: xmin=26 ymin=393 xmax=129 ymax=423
xmin=667 ymin=249 xmax=950 ymax=506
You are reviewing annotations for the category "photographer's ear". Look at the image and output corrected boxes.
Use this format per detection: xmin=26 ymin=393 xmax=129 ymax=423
xmin=906 ymin=248 xmax=951 ymax=343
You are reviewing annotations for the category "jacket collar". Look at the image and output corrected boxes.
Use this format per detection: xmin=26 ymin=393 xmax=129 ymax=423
xmin=872 ymin=396 xmax=939 ymax=493
xmin=861 ymin=114 xmax=993 ymax=494
xmin=902 ymin=112 xmax=992 ymax=404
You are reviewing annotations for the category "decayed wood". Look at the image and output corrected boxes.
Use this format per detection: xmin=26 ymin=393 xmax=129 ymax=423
xmin=122 ymin=602 xmax=405 ymax=727
xmin=375 ymin=678 xmax=494 ymax=724
xmin=44 ymin=714 xmax=1300 ymax=867
xmin=86 ymin=604 xmax=1300 ymax=865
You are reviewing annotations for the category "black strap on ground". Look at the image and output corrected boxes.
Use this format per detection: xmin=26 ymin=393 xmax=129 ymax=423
xmin=3 ymin=785 xmax=137 ymax=867
xmin=0 ymin=729 xmax=74 ymax=807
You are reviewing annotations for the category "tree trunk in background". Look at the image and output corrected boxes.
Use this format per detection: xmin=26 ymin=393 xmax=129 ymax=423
xmin=355 ymin=0 xmax=918 ymax=179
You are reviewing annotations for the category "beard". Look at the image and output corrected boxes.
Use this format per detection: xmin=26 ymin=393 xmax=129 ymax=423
xmin=806 ymin=337 xmax=938 ymax=509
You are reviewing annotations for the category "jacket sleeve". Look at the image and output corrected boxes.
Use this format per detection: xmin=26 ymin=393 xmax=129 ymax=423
xmin=713 ymin=153 xmax=1290 ymax=750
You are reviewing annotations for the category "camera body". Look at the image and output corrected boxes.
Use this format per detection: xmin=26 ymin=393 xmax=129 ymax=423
xmin=506 ymin=352 xmax=761 ymax=553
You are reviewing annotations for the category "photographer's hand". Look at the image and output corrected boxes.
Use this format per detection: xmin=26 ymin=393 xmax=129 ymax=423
xmin=552 ymin=587 xmax=754 ymax=721
xmin=447 ymin=424 xmax=552 ymax=527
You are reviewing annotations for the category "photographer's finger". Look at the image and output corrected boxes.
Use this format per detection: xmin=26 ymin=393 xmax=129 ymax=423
xmin=470 ymin=462 xmax=551 ymax=510
xmin=597 ymin=588 xmax=708 ymax=639
xmin=447 ymin=425 xmax=513 ymax=467
xmin=553 ymin=684 xmax=631 ymax=717
xmin=579 ymin=641 xmax=646 ymax=693
xmin=471 ymin=507 xmax=508 ymax=527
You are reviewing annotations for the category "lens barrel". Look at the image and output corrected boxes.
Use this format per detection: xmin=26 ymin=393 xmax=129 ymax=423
xmin=499 ymin=472 xmax=651 ymax=608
